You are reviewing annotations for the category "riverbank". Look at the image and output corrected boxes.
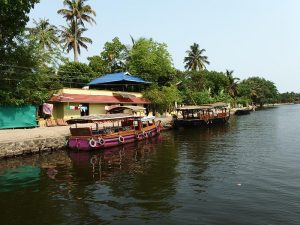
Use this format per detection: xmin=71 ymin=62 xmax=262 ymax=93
xmin=0 ymin=117 xmax=173 ymax=159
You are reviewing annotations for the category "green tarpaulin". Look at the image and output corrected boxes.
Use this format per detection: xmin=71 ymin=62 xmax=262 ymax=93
xmin=0 ymin=105 xmax=37 ymax=129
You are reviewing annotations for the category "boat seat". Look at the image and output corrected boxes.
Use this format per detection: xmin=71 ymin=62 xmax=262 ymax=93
xmin=70 ymin=127 xmax=92 ymax=136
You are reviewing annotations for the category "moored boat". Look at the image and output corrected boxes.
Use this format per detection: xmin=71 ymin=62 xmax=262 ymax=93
xmin=234 ymin=107 xmax=253 ymax=115
xmin=173 ymin=102 xmax=230 ymax=128
xmin=67 ymin=114 xmax=162 ymax=151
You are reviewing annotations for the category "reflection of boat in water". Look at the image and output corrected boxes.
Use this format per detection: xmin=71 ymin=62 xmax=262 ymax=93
xmin=67 ymin=114 xmax=162 ymax=151
xmin=69 ymin=136 xmax=163 ymax=178
xmin=173 ymin=102 xmax=230 ymax=128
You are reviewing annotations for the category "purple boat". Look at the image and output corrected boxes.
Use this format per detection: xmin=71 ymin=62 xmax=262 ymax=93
xmin=67 ymin=114 xmax=162 ymax=151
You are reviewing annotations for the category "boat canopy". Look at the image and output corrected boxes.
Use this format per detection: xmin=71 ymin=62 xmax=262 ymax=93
xmin=140 ymin=116 xmax=156 ymax=121
xmin=205 ymin=102 xmax=228 ymax=108
xmin=177 ymin=105 xmax=212 ymax=111
xmin=106 ymin=105 xmax=145 ymax=113
xmin=177 ymin=102 xmax=228 ymax=111
xmin=66 ymin=113 xmax=141 ymax=124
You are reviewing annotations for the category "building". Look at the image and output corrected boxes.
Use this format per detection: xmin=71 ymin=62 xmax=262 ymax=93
xmin=48 ymin=72 xmax=151 ymax=120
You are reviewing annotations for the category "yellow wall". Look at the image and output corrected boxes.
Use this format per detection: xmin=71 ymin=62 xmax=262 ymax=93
xmin=63 ymin=102 xmax=81 ymax=120
xmin=61 ymin=88 xmax=143 ymax=98
xmin=52 ymin=89 xmax=148 ymax=119
xmin=89 ymin=103 xmax=106 ymax=115
xmin=52 ymin=103 xmax=64 ymax=119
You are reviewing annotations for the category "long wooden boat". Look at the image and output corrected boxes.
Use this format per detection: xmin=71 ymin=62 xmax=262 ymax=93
xmin=173 ymin=102 xmax=230 ymax=128
xmin=66 ymin=114 xmax=162 ymax=151
xmin=234 ymin=107 xmax=252 ymax=115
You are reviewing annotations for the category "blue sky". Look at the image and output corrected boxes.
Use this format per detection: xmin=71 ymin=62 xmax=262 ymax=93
xmin=29 ymin=0 xmax=300 ymax=92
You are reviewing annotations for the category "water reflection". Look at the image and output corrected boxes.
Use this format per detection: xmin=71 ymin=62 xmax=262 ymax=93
xmin=69 ymin=134 xmax=180 ymax=216
xmin=69 ymin=136 xmax=162 ymax=180
xmin=0 ymin=166 xmax=40 ymax=192
xmin=3 ymin=107 xmax=300 ymax=225
xmin=0 ymin=134 xmax=181 ymax=224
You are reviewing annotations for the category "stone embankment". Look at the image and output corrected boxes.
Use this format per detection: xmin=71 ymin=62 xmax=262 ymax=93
xmin=0 ymin=117 xmax=173 ymax=159
xmin=0 ymin=137 xmax=67 ymax=158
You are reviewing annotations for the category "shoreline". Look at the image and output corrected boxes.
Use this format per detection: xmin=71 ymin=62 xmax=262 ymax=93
xmin=0 ymin=104 xmax=293 ymax=159
xmin=0 ymin=117 xmax=173 ymax=159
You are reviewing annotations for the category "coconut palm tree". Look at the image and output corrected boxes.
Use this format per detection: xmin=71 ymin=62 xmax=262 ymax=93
xmin=59 ymin=21 xmax=92 ymax=58
xmin=226 ymin=70 xmax=240 ymax=98
xmin=226 ymin=70 xmax=240 ymax=107
xmin=57 ymin=0 xmax=96 ymax=61
xmin=28 ymin=18 xmax=60 ymax=51
xmin=184 ymin=43 xmax=210 ymax=71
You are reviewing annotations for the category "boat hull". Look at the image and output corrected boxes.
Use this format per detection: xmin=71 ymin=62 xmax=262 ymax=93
xmin=68 ymin=126 xmax=160 ymax=151
xmin=235 ymin=109 xmax=251 ymax=115
xmin=173 ymin=117 xmax=229 ymax=128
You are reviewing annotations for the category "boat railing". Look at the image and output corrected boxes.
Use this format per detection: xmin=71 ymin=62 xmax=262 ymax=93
xmin=216 ymin=112 xmax=229 ymax=118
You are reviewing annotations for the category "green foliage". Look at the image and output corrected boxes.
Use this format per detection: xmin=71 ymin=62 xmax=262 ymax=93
xmin=87 ymin=37 xmax=129 ymax=75
xmin=143 ymin=85 xmax=181 ymax=114
xmin=26 ymin=18 xmax=63 ymax=68
xmin=87 ymin=55 xmax=109 ymax=74
xmin=238 ymin=77 xmax=278 ymax=106
xmin=57 ymin=0 xmax=96 ymax=62
xmin=101 ymin=37 xmax=128 ymax=72
xmin=57 ymin=61 xmax=96 ymax=88
xmin=202 ymin=70 xmax=229 ymax=96
xmin=236 ymin=96 xmax=251 ymax=107
xmin=190 ymin=90 xmax=214 ymax=104
xmin=0 ymin=38 xmax=62 ymax=106
xmin=214 ymin=90 xmax=231 ymax=103
xmin=177 ymin=70 xmax=231 ymax=105
xmin=225 ymin=70 xmax=240 ymax=99
xmin=278 ymin=92 xmax=300 ymax=103
xmin=57 ymin=0 xmax=96 ymax=26
xmin=27 ymin=18 xmax=60 ymax=51
xmin=59 ymin=20 xmax=92 ymax=61
xmin=0 ymin=0 xmax=39 ymax=50
xmin=185 ymin=71 xmax=205 ymax=91
xmin=0 ymin=1 xmax=62 ymax=106
xmin=128 ymin=38 xmax=175 ymax=83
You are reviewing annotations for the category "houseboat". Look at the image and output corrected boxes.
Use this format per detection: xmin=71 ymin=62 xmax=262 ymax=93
xmin=173 ymin=102 xmax=230 ymax=128
xmin=66 ymin=114 xmax=162 ymax=151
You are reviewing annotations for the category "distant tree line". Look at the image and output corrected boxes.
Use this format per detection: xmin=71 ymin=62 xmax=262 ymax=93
xmin=1 ymin=0 xmax=297 ymax=111
xmin=278 ymin=92 xmax=300 ymax=103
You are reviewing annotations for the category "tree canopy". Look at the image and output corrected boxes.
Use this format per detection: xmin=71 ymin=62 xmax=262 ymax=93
xmin=128 ymin=38 xmax=175 ymax=83
xmin=57 ymin=61 xmax=96 ymax=88
xmin=57 ymin=0 xmax=96 ymax=61
xmin=0 ymin=0 xmax=39 ymax=51
xmin=143 ymin=84 xmax=181 ymax=114
xmin=202 ymin=70 xmax=229 ymax=96
xmin=0 ymin=0 xmax=62 ymax=106
xmin=87 ymin=55 xmax=109 ymax=75
xmin=238 ymin=77 xmax=278 ymax=106
xmin=59 ymin=20 xmax=92 ymax=59
xmin=0 ymin=38 xmax=61 ymax=105
xmin=184 ymin=43 xmax=209 ymax=71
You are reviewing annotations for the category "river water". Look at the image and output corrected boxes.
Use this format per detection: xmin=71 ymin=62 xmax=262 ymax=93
xmin=1 ymin=105 xmax=300 ymax=225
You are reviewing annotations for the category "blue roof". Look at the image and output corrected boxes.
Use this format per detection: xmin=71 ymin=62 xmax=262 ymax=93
xmin=88 ymin=72 xmax=151 ymax=86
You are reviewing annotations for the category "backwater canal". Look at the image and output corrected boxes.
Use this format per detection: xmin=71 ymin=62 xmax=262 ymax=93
xmin=1 ymin=104 xmax=300 ymax=225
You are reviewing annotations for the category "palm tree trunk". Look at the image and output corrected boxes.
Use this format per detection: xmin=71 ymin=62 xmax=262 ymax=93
xmin=74 ymin=19 xmax=78 ymax=62
xmin=73 ymin=46 xmax=78 ymax=62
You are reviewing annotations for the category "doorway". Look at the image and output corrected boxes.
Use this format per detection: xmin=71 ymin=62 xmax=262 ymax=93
xmin=80 ymin=103 xmax=89 ymax=116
